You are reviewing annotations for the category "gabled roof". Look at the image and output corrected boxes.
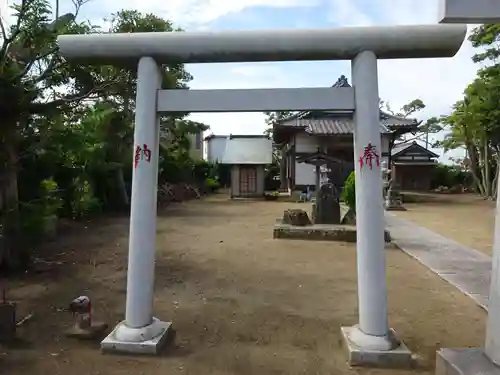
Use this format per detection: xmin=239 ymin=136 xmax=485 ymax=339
xmin=391 ymin=141 xmax=439 ymax=158
xmin=278 ymin=112 xmax=418 ymax=135
xmin=273 ymin=75 xmax=419 ymax=136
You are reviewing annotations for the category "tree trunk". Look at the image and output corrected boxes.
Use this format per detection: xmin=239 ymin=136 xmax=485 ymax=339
xmin=483 ymin=140 xmax=492 ymax=197
xmin=467 ymin=142 xmax=486 ymax=196
xmin=0 ymin=133 xmax=25 ymax=270
xmin=492 ymin=159 xmax=500 ymax=200
xmin=116 ymin=167 xmax=129 ymax=206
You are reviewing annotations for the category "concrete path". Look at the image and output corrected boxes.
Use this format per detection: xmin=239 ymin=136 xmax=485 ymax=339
xmin=385 ymin=213 xmax=492 ymax=311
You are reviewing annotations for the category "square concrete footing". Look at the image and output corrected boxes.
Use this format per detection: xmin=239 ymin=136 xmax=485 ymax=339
xmin=101 ymin=320 xmax=172 ymax=355
xmin=436 ymin=348 xmax=500 ymax=375
xmin=340 ymin=326 xmax=414 ymax=368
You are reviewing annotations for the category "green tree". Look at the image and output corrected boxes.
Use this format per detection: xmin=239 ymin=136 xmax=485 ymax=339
xmin=0 ymin=3 xmax=210 ymax=270
xmin=263 ymin=111 xmax=295 ymax=189
xmin=0 ymin=0 xmax=119 ymax=268
xmin=436 ymin=70 xmax=500 ymax=197
xmin=431 ymin=25 xmax=500 ymax=198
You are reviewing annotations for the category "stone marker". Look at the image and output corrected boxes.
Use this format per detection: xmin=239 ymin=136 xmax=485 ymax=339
xmin=313 ymin=183 xmax=341 ymax=224
xmin=283 ymin=209 xmax=311 ymax=226
xmin=65 ymin=296 xmax=108 ymax=340
xmin=384 ymin=183 xmax=406 ymax=211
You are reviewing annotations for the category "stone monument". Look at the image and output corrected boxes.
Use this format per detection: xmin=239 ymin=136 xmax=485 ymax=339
xmin=381 ymin=162 xmax=406 ymax=211
xmin=312 ymin=183 xmax=341 ymax=224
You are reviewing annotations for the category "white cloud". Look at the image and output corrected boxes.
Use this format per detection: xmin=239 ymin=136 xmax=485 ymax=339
xmin=101 ymin=0 xmax=318 ymax=27
xmin=186 ymin=0 xmax=481 ymax=164
xmin=326 ymin=0 xmax=481 ymax=163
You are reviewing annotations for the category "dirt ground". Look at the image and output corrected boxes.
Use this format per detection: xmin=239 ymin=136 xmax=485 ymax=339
xmin=395 ymin=193 xmax=496 ymax=256
xmin=0 ymin=193 xmax=486 ymax=375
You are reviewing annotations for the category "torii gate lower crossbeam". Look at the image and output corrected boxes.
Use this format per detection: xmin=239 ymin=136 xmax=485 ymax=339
xmin=57 ymin=24 xmax=466 ymax=366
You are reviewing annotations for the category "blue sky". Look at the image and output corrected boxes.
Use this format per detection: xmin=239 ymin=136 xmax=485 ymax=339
xmin=1 ymin=0 xmax=483 ymax=163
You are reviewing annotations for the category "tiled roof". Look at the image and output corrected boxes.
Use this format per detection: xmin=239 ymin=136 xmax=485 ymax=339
xmin=280 ymin=116 xmax=416 ymax=135
xmin=391 ymin=141 xmax=439 ymax=158
xmin=391 ymin=142 xmax=413 ymax=155
xmin=274 ymin=74 xmax=419 ymax=135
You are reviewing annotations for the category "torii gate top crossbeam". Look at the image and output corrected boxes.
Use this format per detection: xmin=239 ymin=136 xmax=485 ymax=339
xmin=57 ymin=24 xmax=467 ymax=64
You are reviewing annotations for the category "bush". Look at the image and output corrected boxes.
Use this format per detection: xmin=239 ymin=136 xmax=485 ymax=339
xmin=205 ymin=177 xmax=218 ymax=186
xmin=213 ymin=162 xmax=231 ymax=187
xmin=18 ymin=178 xmax=63 ymax=239
xmin=205 ymin=177 xmax=220 ymax=192
xmin=71 ymin=178 xmax=102 ymax=218
xmin=39 ymin=179 xmax=63 ymax=217
xmin=342 ymin=171 xmax=356 ymax=212
xmin=431 ymin=164 xmax=472 ymax=189
xmin=193 ymin=160 xmax=212 ymax=184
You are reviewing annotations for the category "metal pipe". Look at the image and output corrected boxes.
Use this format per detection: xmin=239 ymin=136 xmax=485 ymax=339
xmin=57 ymin=24 xmax=467 ymax=64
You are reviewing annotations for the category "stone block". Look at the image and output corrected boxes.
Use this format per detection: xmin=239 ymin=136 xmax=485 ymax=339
xmin=340 ymin=326 xmax=414 ymax=368
xmin=435 ymin=348 xmax=500 ymax=375
xmin=282 ymin=209 xmax=311 ymax=226
xmin=273 ymin=221 xmax=391 ymax=243
xmin=101 ymin=320 xmax=173 ymax=355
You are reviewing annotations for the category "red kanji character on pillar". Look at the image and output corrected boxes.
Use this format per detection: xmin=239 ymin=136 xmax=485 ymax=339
xmin=134 ymin=144 xmax=152 ymax=168
xmin=134 ymin=145 xmax=142 ymax=168
xmin=142 ymin=144 xmax=151 ymax=162
xmin=359 ymin=142 xmax=380 ymax=170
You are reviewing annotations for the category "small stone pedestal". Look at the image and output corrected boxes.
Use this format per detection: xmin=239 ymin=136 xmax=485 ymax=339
xmin=65 ymin=313 xmax=108 ymax=340
xmin=436 ymin=348 xmax=500 ymax=375
xmin=340 ymin=325 xmax=414 ymax=368
xmin=65 ymin=296 xmax=108 ymax=340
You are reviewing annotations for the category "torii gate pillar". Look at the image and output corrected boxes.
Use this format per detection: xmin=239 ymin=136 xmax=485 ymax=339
xmin=57 ymin=24 xmax=466 ymax=365
xmin=437 ymin=2 xmax=500 ymax=375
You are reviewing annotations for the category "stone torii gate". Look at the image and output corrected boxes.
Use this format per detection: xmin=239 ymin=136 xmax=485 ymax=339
xmin=57 ymin=24 xmax=466 ymax=363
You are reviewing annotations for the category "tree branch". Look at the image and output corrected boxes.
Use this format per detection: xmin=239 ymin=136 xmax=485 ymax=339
xmin=1 ymin=0 xmax=33 ymax=61
xmin=29 ymin=80 xmax=120 ymax=114
xmin=0 ymin=15 xmax=7 ymax=42
xmin=14 ymin=47 xmax=58 ymax=81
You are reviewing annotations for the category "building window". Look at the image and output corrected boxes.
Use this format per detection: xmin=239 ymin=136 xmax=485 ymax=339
xmin=195 ymin=132 xmax=201 ymax=150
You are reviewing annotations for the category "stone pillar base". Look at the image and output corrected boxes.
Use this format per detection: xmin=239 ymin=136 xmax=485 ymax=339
xmin=101 ymin=317 xmax=173 ymax=355
xmin=340 ymin=325 xmax=414 ymax=368
xmin=436 ymin=348 xmax=500 ymax=375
